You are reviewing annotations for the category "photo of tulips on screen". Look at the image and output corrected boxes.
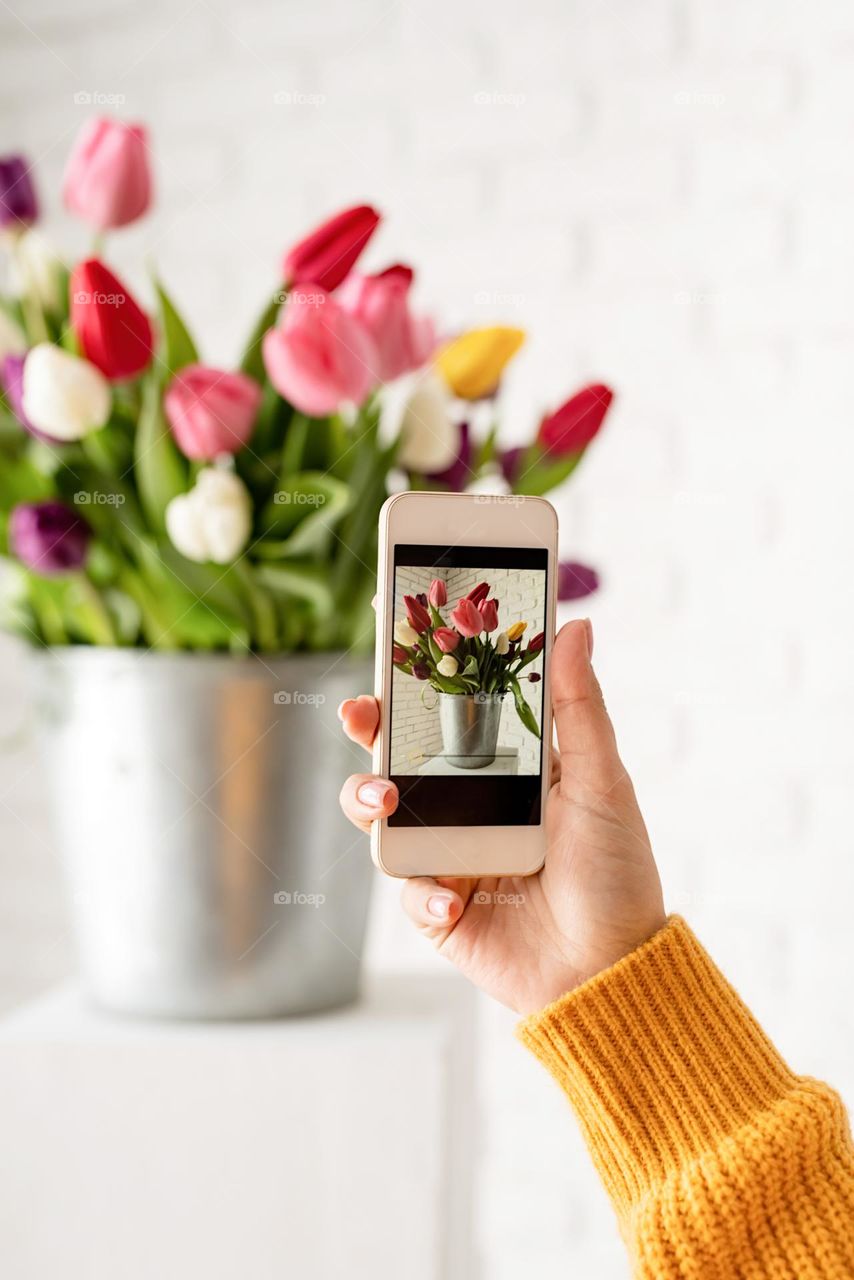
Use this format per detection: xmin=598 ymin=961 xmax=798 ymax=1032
xmin=388 ymin=545 xmax=547 ymax=828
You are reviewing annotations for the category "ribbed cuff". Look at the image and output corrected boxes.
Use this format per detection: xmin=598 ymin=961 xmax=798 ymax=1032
xmin=517 ymin=917 xmax=798 ymax=1207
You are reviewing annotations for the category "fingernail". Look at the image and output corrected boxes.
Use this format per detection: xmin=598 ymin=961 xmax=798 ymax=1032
xmin=583 ymin=618 xmax=594 ymax=659
xmin=337 ymin=699 xmax=354 ymax=722
xmin=357 ymin=780 xmax=393 ymax=809
xmin=427 ymin=894 xmax=453 ymax=920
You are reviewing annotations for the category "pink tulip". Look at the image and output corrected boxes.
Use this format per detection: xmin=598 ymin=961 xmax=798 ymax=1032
xmin=450 ymin=598 xmax=483 ymax=638
xmin=164 ymin=365 xmax=262 ymax=460
xmin=63 ymin=118 xmax=152 ymax=230
xmin=480 ymin=598 xmax=499 ymax=632
xmin=433 ymin=627 xmax=460 ymax=652
xmin=262 ymin=287 xmax=377 ymax=417
xmin=283 ymin=204 xmax=380 ymax=293
xmin=337 ymin=265 xmax=435 ymax=382
xmin=428 ymin=578 xmax=447 ymax=607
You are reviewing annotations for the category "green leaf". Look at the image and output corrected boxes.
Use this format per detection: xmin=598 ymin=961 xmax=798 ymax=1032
xmin=509 ymin=675 xmax=541 ymax=738
xmin=254 ymin=562 xmax=334 ymax=616
xmin=240 ymin=292 xmax=282 ymax=384
xmin=512 ymin=446 xmax=584 ymax=497
xmin=134 ymin=373 xmax=188 ymax=533
xmin=154 ymin=278 xmax=199 ymax=378
xmin=256 ymin=472 xmax=350 ymax=558
xmin=461 ymin=654 xmax=480 ymax=678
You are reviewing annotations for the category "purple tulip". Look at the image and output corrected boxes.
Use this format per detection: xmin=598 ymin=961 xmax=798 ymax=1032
xmin=424 ymin=421 xmax=473 ymax=492
xmin=9 ymin=502 xmax=90 ymax=575
xmin=500 ymin=445 xmax=525 ymax=486
xmin=0 ymin=156 xmax=38 ymax=227
xmin=558 ymin=560 xmax=600 ymax=601
xmin=412 ymin=662 xmax=430 ymax=680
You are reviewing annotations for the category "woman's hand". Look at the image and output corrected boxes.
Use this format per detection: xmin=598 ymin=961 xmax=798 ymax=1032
xmin=338 ymin=619 xmax=666 ymax=1015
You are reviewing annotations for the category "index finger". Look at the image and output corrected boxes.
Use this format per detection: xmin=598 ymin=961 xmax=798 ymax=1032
xmin=337 ymin=695 xmax=380 ymax=752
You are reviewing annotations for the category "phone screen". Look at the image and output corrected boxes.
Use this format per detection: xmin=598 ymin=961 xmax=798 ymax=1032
xmin=388 ymin=544 xmax=547 ymax=827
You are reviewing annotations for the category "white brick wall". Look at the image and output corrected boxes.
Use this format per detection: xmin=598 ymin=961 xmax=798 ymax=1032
xmin=2 ymin=2 xmax=854 ymax=1276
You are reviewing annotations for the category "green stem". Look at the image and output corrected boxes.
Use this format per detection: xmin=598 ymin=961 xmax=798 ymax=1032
xmin=75 ymin=574 xmax=118 ymax=645
xmin=233 ymin=561 xmax=278 ymax=652
xmin=12 ymin=236 xmax=50 ymax=344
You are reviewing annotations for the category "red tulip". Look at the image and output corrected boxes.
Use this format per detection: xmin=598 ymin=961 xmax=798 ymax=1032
xmin=466 ymin=581 xmax=490 ymax=608
xmin=283 ymin=204 xmax=380 ymax=293
xmin=403 ymin=593 xmax=431 ymax=634
xmin=393 ymin=644 xmax=409 ymax=664
xmin=538 ymin=384 xmax=613 ymax=456
xmin=450 ymin=598 xmax=483 ymax=638
xmin=480 ymin=598 xmax=499 ymax=633
xmin=69 ymin=259 xmax=153 ymax=381
xmin=63 ymin=118 xmax=152 ymax=231
xmin=528 ymin=631 xmax=545 ymax=653
xmin=428 ymin=578 xmax=447 ymax=607
xmin=433 ymin=627 xmax=460 ymax=652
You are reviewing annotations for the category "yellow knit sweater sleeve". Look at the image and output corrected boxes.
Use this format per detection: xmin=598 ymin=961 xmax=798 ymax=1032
xmin=517 ymin=916 xmax=854 ymax=1278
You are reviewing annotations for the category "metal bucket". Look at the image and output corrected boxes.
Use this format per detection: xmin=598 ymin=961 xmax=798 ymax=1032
xmin=438 ymin=692 xmax=505 ymax=769
xmin=32 ymin=648 xmax=374 ymax=1019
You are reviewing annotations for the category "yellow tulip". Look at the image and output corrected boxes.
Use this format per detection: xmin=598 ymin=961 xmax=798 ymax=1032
xmin=506 ymin=621 xmax=527 ymax=641
xmin=435 ymin=326 xmax=525 ymax=400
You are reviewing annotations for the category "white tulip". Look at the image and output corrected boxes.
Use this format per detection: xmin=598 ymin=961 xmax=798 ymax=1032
xmin=437 ymin=654 xmax=459 ymax=678
xmin=0 ymin=309 xmax=26 ymax=359
xmin=166 ymin=467 xmax=252 ymax=565
xmin=11 ymin=229 xmax=64 ymax=312
xmin=394 ymin=619 xmax=419 ymax=647
xmin=391 ymin=372 xmax=458 ymax=473
xmin=22 ymin=344 xmax=111 ymax=441
xmin=495 ymin=631 xmax=510 ymax=655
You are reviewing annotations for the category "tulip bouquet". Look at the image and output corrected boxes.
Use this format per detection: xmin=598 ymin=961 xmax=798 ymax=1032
xmin=0 ymin=117 xmax=612 ymax=654
xmin=394 ymin=579 xmax=543 ymax=738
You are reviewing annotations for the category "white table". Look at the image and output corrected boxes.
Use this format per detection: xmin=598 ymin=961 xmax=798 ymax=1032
xmin=0 ymin=975 xmax=476 ymax=1280
xmin=416 ymin=748 xmax=519 ymax=776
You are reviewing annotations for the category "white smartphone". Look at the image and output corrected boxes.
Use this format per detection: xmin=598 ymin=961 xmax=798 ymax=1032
xmin=372 ymin=491 xmax=558 ymax=879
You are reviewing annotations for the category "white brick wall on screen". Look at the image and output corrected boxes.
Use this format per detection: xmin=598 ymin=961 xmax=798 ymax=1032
xmin=2 ymin=2 xmax=854 ymax=1277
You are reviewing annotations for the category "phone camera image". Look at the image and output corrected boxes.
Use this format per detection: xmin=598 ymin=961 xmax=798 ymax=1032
xmin=388 ymin=545 xmax=547 ymax=827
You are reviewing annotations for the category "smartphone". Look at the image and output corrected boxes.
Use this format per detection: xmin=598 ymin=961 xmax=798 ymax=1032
xmin=372 ymin=491 xmax=558 ymax=879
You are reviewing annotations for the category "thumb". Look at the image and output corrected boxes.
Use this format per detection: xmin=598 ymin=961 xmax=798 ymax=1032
xmin=551 ymin=619 xmax=625 ymax=802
